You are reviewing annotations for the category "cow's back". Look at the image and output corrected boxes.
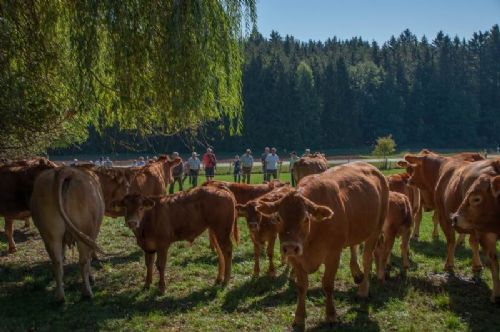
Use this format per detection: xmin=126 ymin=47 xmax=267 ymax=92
xmin=300 ymin=162 xmax=388 ymax=247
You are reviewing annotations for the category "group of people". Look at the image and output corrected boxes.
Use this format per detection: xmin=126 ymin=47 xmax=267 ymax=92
xmin=167 ymin=147 xmax=314 ymax=193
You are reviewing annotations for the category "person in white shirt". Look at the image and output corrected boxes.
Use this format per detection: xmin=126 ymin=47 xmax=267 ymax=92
xmin=187 ymin=152 xmax=201 ymax=187
xmin=265 ymin=147 xmax=280 ymax=181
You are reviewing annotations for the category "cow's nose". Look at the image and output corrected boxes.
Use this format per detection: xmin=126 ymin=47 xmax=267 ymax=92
xmin=127 ymin=220 xmax=139 ymax=229
xmin=282 ymin=243 xmax=301 ymax=256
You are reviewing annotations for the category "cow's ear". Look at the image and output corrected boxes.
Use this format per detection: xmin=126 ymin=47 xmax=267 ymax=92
xmin=235 ymin=203 xmax=248 ymax=217
xmin=110 ymin=200 xmax=125 ymax=212
xmin=143 ymin=198 xmax=156 ymax=210
xmin=303 ymin=197 xmax=333 ymax=222
xmin=255 ymin=201 xmax=279 ymax=218
xmin=491 ymin=176 xmax=500 ymax=198
xmin=396 ymin=160 xmax=409 ymax=168
xmin=404 ymin=154 xmax=421 ymax=165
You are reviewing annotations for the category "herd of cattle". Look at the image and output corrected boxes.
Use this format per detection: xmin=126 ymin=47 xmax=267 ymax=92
xmin=1 ymin=150 xmax=499 ymax=328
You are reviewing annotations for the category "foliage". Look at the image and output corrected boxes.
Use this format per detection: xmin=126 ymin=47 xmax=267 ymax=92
xmin=2 ymin=170 xmax=500 ymax=331
xmin=372 ymin=135 xmax=396 ymax=158
xmin=0 ymin=0 xmax=256 ymax=157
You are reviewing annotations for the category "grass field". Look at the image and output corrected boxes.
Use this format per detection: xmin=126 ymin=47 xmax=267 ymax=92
xmin=1 ymin=168 xmax=500 ymax=331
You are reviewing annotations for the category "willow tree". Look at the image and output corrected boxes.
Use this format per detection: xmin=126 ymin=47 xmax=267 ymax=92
xmin=0 ymin=0 xmax=256 ymax=157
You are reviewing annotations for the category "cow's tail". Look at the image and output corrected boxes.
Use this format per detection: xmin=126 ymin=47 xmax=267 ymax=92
xmin=55 ymin=167 xmax=104 ymax=254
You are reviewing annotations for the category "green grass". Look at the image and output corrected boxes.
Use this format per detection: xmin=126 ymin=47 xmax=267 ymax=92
xmin=1 ymin=168 xmax=500 ymax=331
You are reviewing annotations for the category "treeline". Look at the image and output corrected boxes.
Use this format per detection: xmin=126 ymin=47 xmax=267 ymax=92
xmin=53 ymin=25 xmax=500 ymax=155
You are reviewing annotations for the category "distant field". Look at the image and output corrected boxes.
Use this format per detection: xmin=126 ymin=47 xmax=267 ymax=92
xmin=1 ymin=168 xmax=500 ymax=331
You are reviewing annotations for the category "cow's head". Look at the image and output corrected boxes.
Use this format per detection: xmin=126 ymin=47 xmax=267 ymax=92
xmin=159 ymin=155 xmax=182 ymax=185
xmin=403 ymin=154 xmax=441 ymax=193
xmin=451 ymin=174 xmax=500 ymax=233
xmin=255 ymin=190 xmax=333 ymax=257
xmin=96 ymin=168 xmax=138 ymax=213
xmin=111 ymin=194 xmax=155 ymax=230
xmin=236 ymin=201 xmax=265 ymax=233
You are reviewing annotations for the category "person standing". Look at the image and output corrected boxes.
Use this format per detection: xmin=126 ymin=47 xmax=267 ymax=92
xmin=289 ymin=151 xmax=300 ymax=187
xmin=303 ymin=148 xmax=311 ymax=157
xmin=261 ymin=147 xmax=270 ymax=181
xmin=265 ymin=147 xmax=280 ymax=181
xmin=240 ymin=149 xmax=254 ymax=184
xmin=202 ymin=147 xmax=217 ymax=181
xmin=187 ymin=152 xmax=201 ymax=187
xmin=232 ymin=155 xmax=241 ymax=183
xmin=168 ymin=152 xmax=184 ymax=194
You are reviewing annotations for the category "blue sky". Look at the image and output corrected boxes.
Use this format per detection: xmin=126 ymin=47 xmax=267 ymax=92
xmin=256 ymin=0 xmax=500 ymax=43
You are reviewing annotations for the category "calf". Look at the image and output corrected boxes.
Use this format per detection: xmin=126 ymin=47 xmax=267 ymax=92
xmin=203 ymin=179 xmax=286 ymax=204
xmin=387 ymin=172 xmax=424 ymax=239
xmin=31 ymin=167 xmax=104 ymax=302
xmin=112 ymin=186 xmax=237 ymax=292
xmin=380 ymin=191 xmax=413 ymax=277
xmin=292 ymin=153 xmax=328 ymax=184
xmin=256 ymin=162 xmax=388 ymax=328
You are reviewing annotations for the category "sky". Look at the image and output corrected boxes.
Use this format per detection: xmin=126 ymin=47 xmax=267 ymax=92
xmin=256 ymin=0 xmax=500 ymax=44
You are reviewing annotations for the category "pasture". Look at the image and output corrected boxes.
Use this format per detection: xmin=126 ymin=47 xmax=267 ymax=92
xmin=1 ymin=169 xmax=500 ymax=331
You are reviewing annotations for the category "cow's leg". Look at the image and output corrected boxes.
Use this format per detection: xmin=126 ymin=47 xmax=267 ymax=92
xmin=156 ymin=247 xmax=168 ymax=294
xmin=23 ymin=217 xmax=31 ymax=228
xmin=432 ymin=212 xmax=439 ymax=239
xmin=252 ymin=240 xmax=261 ymax=277
xmin=401 ymin=227 xmax=411 ymax=276
xmin=323 ymin=250 xmax=341 ymax=324
xmin=439 ymin=213 xmax=456 ymax=272
xmin=144 ymin=251 xmax=155 ymax=290
xmin=210 ymin=231 xmax=225 ymax=283
xmin=358 ymin=234 xmax=379 ymax=298
xmin=4 ymin=218 xmax=16 ymax=253
xmin=479 ymin=233 xmax=500 ymax=303
xmin=412 ymin=206 xmax=423 ymax=239
xmin=469 ymin=233 xmax=483 ymax=275
xmin=77 ymin=242 xmax=93 ymax=299
xmin=45 ymin=240 xmax=65 ymax=302
xmin=381 ymin=230 xmax=397 ymax=280
xmin=267 ymin=235 xmax=276 ymax=277
xmin=216 ymin=233 xmax=233 ymax=284
xmin=349 ymin=245 xmax=363 ymax=284
xmin=293 ymin=264 xmax=308 ymax=328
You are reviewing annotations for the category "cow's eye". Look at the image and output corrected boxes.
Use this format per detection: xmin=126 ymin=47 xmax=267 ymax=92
xmin=469 ymin=195 xmax=482 ymax=206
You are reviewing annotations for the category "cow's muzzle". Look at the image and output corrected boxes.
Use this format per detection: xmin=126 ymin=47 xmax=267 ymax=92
xmin=281 ymin=242 xmax=303 ymax=257
xmin=126 ymin=219 xmax=140 ymax=230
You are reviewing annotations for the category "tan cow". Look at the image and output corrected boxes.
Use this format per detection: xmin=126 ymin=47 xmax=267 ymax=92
xmin=404 ymin=154 xmax=500 ymax=302
xmin=202 ymin=179 xmax=286 ymax=204
xmin=255 ymin=162 xmax=388 ymax=327
xmin=387 ymin=172 xmax=424 ymax=239
xmin=380 ymin=191 xmax=413 ymax=277
xmin=0 ymin=157 xmax=57 ymax=252
xmin=292 ymin=153 xmax=328 ymax=184
xmin=30 ymin=166 xmax=105 ymax=302
xmin=112 ymin=186 xmax=237 ymax=292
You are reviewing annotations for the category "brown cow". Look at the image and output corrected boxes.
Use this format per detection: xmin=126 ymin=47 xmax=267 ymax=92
xmin=30 ymin=166 xmax=105 ymax=302
xmin=387 ymin=172 xmax=424 ymax=239
xmin=112 ymin=186 xmax=237 ymax=293
xmin=202 ymin=179 xmax=286 ymax=204
xmin=0 ymin=157 xmax=57 ymax=252
xmin=292 ymin=153 xmax=328 ymax=184
xmin=452 ymin=173 xmax=500 ymax=303
xmin=404 ymin=154 xmax=500 ymax=302
xmin=255 ymin=162 xmax=388 ymax=327
xmin=380 ymin=191 xmax=413 ymax=277
xmin=235 ymin=185 xmax=293 ymax=277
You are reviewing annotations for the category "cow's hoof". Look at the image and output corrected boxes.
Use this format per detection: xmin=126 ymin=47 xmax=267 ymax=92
xmin=8 ymin=247 xmax=17 ymax=254
xmin=353 ymin=273 xmax=364 ymax=285
xmin=252 ymin=272 xmax=260 ymax=279
xmin=81 ymin=292 xmax=93 ymax=301
xmin=325 ymin=314 xmax=337 ymax=324
xmin=55 ymin=296 xmax=65 ymax=305
xmin=292 ymin=321 xmax=305 ymax=332
xmin=267 ymin=270 xmax=276 ymax=278
xmin=143 ymin=284 xmax=151 ymax=291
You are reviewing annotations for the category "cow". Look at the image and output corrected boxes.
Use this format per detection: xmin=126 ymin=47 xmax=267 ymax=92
xmin=379 ymin=191 xmax=413 ymax=277
xmin=292 ymin=153 xmax=328 ymax=184
xmin=255 ymin=162 xmax=388 ymax=327
xmin=30 ymin=166 xmax=105 ymax=302
xmin=387 ymin=172 xmax=424 ymax=239
xmin=111 ymin=186 xmax=237 ymax=293
xmin=451 ymin=173 xmax=500 ymax=303
xmin=404 ymin=154 xmax=500 ymax=302
xmin=0 ymin=157 xmax=57 ymax=252
xmin=202 ymin=179 xmax=286 ymax=204
xmin=235 ymin=185 xmax=293 ymax=277
xmin=397 ymin=151 xmax=484 ymax=242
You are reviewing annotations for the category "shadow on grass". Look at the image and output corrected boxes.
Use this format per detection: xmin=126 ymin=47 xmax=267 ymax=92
xmin=411 ymin=237 xmax=472 ymax=260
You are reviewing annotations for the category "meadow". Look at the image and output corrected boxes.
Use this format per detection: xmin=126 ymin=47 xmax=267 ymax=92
xmin=1 ymin=169 xmax=500 ymax=331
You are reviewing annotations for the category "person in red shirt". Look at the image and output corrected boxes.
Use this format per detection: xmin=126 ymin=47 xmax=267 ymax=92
xmin=202 ymin=147 xmax=217 ymax=181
